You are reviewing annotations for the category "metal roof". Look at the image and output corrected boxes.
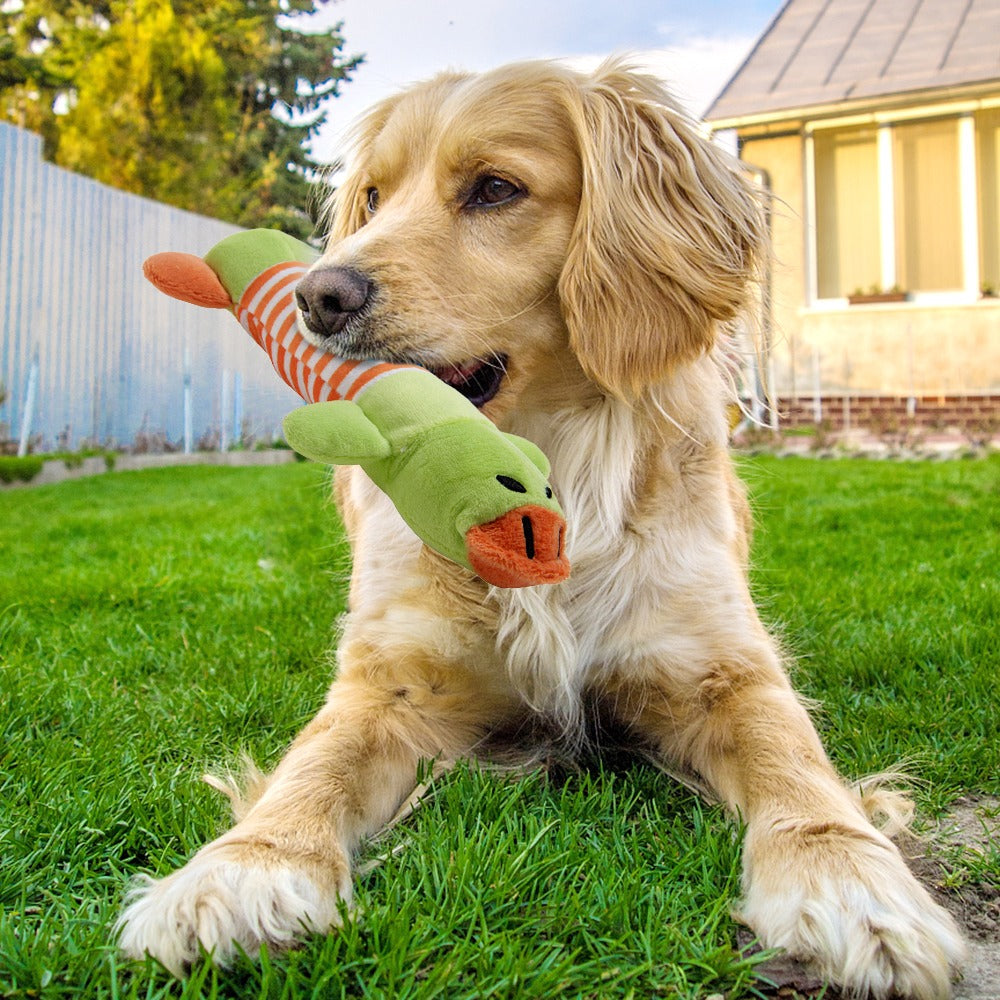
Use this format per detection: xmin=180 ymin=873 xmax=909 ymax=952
xmin=706 ymin=0 xmax=1000 ymax=125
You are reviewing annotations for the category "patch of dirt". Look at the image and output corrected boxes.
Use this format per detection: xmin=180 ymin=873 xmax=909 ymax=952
xmin=914 ymin=797 xmax=1000 ymax=945
xmin=911 ymin=796 xmax=1000 ymax=1000
xmin=742 ymin=796 xmax=1000 ymax=999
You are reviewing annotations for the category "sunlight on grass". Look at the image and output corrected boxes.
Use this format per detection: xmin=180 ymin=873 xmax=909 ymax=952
xmin=1 ymin=457 xmax=997 ymax=997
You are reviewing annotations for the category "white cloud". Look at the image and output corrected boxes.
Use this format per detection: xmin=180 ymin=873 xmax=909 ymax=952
xmin=551 ymin=36 xmax=753 ymax=120
xmin=313 ymin=24 xmax=754 ymax=162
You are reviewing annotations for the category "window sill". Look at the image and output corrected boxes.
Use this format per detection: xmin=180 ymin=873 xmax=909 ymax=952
xmin=804 ymin=292 xmax=999 ymax=313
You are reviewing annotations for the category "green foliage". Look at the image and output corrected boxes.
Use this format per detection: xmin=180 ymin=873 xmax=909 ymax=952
xmin=0 ymin=458 xmax=996 ymax=997
xmin=0 ymin=3 xmax=71 ymax=106
xmin=0 ymin=1 xmax=361 ymax=238
xmin=0 ymin=454 xmax=43 ymax=482
xmin=41 ymin=446 xmax=118 ymax=468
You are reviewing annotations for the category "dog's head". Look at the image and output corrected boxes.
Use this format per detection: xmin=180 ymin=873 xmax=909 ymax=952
xmin=300 ymin=59 xmax=766 ymax=411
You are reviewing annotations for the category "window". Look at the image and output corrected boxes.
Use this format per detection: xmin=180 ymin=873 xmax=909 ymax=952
xmin=893 ymin=119 xmax=962 ymax=292
xmin=977 ymin=109 xmax=1000 ymax=292
xmin=809 ymin=111 xmax=998 ymax=302
xmin=814 ymin=127 xmax=881 ymax=298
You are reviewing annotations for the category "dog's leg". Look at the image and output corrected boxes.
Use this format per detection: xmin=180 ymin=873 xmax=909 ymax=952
xmin=117 ymin=644 xmax=512 ymax=975
xmin=609 ymin=649 xmax=966 ymax=999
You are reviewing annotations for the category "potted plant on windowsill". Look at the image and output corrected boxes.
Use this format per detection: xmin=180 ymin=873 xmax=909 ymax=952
xmin=848 ymin=284 xmax=908 ymax=305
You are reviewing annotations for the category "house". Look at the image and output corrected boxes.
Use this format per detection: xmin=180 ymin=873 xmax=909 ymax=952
xmin=706 ymin=0 xmax=1000 ymax=432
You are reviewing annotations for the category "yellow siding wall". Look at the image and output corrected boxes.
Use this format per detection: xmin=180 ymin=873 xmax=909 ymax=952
xmin=740 ymin=133 xmax=805 ymax=393
xmin=797 ymin=303 xmax=1000 ymax=395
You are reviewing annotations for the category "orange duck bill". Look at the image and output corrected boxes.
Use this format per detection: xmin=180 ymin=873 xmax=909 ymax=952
xmin=465 ymin=505 xmax=570 ymax=588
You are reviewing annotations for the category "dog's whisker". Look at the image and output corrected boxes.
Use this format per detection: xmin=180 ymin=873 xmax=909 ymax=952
xmin=422 ymin=288 xmax=555 ymax=336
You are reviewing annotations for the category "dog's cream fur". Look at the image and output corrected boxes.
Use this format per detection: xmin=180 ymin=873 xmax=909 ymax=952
xmin=118 ymin=60 xmax=966 ymax=997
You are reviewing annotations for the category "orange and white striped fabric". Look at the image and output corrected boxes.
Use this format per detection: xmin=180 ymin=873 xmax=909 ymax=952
xmin=234 ymin=261 xmax=418 ymax=403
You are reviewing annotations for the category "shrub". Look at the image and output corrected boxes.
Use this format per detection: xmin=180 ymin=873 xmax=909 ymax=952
xmin=0 ymin=456 xmax=44 ymax=484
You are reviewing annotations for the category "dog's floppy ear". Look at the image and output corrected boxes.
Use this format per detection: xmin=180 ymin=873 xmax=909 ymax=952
xmin=325 ymin=169 xmax=369 ymax=243
xmin=558 ymin=61 xmax=767 ymax=398
xmin=322 ymin=96 xmax=402 ymax=243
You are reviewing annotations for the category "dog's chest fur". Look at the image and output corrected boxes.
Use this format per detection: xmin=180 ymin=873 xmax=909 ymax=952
xmin=494 ymin=375 xmax=746 ymax=727
xmin=494 ymin=396 xmax=645 ymax=719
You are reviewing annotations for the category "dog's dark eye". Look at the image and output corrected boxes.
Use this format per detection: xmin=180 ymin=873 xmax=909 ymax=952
xmin=466 ymin=175 xmax=523 ymax=209
xmin=366 ymin=188 xmax=379 ymax=214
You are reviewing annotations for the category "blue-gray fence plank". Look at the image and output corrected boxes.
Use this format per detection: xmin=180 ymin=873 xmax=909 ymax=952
xmin=0 ymin=122 xmax=302 ymax=451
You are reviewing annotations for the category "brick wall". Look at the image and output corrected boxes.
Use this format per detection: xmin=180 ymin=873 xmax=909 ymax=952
xmin=774 ymin=394 xmax=1000 ymax=432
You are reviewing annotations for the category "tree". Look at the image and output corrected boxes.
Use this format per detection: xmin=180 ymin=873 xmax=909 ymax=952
xmin=0 ymin=1 xmax=361 ymax=238
xmin=0 ymin=1 xmax=77 ymax=138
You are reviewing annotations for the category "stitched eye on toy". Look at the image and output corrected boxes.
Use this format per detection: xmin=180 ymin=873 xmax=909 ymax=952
xmin=496 ymin=475 xmax=527 ymax=494
xmin=366 ymin=188 xmax=379 ymax=214
xmin=545 ymin=487 xmax=553 ymax=499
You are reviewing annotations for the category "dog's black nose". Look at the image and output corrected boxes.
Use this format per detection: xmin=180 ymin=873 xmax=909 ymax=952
xmin=295 ymin=267 xmax=372 ymax=339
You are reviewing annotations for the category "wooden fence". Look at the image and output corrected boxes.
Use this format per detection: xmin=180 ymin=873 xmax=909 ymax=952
xmin=0 ymin=122 xmax=301 ymax=453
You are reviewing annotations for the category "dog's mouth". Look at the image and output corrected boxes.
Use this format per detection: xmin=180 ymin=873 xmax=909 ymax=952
xmin=425 ymin=354 xmax=507 ymax=408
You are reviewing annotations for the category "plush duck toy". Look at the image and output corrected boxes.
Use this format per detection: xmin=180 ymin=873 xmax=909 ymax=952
xmin=143 ymin=229 xmax=570 ymax=589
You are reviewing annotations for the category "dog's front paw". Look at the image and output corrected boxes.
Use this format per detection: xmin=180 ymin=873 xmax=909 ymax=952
xmin=740 ymin=819 xmax=966 ymax=999
xmin=116 ymin=841 xmax=350 ymax=976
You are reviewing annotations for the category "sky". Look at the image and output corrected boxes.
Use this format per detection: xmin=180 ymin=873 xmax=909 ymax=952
xmin=306 ymin=0 xmax=782 ymax=163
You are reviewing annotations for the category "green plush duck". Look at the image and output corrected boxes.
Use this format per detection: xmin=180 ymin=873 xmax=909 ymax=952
xmin=143 ymin=229 xmax=570 ymax=588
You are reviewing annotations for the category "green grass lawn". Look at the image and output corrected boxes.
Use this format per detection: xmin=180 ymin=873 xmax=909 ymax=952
xmin=0 ymin=456 xmax=997 ymax=999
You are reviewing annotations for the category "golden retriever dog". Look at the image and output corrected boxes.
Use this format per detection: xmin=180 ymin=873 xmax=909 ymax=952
xmin=118 ymin=59 xmax=966 ymax=997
